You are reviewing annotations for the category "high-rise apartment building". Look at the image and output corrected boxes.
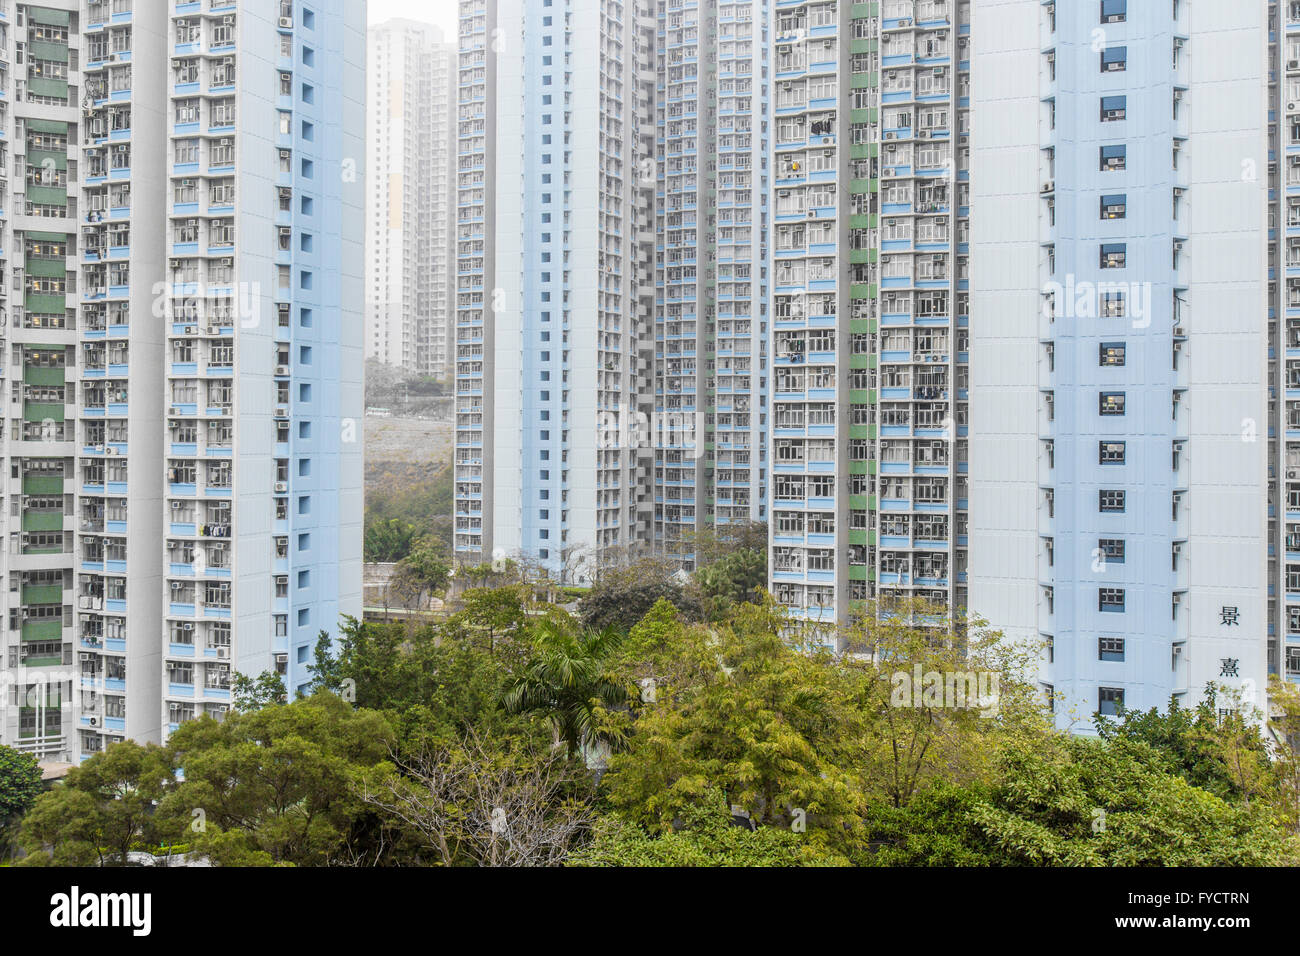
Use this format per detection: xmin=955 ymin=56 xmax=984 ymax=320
xmin=453 ymin=0 xmax=494 ymax=563
xmin=767 ymin=0 xmax=1294 ymax=730
xmin=0 ymin=0 xmax=364 ymax=765
xmin=479 ymin=0 xmax=655 ymax=578
xmin=365 ymin=19 xmax=456 ymax=380
xmin=970 ymin=0 xmax=1274 ymax=729
xmin=455 ymin=0 xmax=771 ymax=580
xmin=653 ymin=1 xmax=770 ymax=570
xmin=769 ymin=0 xmax=972 ymax=633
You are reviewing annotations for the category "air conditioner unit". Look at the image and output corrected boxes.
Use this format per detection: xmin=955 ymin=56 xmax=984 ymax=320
xmin=274 ymin=404 xmax=289 ymax=417
xmin=182 ymin=623 xmax=194 ymax=631
xmin=88 ymin=716 xmax=99 ymax=726
xmin=1290 ymin=469 xmax=1299 ymax=479
xmin=275 ymin=365 xmax=289 ymax=376
xmin=223 ymin=15 xmax=236 ymax=25
xmin=171 ymin=500 xmax=182 ymax=510
xmin=274 ymin=481 xmax=288 ymax=493
xmin=217 ymin=647 xmax=230 ymax=659
xmin=80 ymin=653 xmax=96 ymax=663
xmin=279 ymin=16 xmax=293 ymax=28
xmin=170 ymin=405 xmax=182 ymax=415
xmin=171 ymin=582 xmax=183 ymax=590
xmin=1291 ymin=60 xmax=1299 ymax=70
xmin=1173 ymin=341 xmax=1183 ymax=352
xmin=184 ymin=326 xmax=197 ymax=335
xmin=1173 ymin=326 xmax=1185 ymax=337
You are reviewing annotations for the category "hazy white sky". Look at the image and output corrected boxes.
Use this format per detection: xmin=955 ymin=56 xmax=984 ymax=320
xmin=368 ymin=0 xmax=458 ymax=38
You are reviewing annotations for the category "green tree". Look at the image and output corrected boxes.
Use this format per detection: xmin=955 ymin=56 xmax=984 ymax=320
xmin=363 ymin=517 xmax=418 ymax=562
xmin=693 ymin=548 xmax=767 ymax=619
xmin=502 ymin=618 xmax=627 ymax=759
xmin=1095 ymin=693 xmax=1272 ymax=801
xmin=448 ymin=585 xmax=530 ymax=657
xmin=579 ymin=557 xmax=702 ymax=632
xmin=330 ymin=615 xmax=537 ymax=751
xmin=0 ymin=745 xmax=43 ymax=856
xmin=600 ymin=598 xmax=868 ymax=847
xmin=400 ymin=543 xmax=451 ymax=594
xmin=307 ymin=629 xmax=345 ymax=696
xmin=18 ymin=741 xmax=172 ymax=866
xmin=866 ymin=733 xmax=1299 ymax=866
xmin=572 ymin=795 xmax=848 ymax=867
xmin=839 ymin=597 xmax=1046 ymax=809
xmin=232 ymin=669 xmax=288 ymax=711
xmin=156 ymin=694 xmax=398 ymax=866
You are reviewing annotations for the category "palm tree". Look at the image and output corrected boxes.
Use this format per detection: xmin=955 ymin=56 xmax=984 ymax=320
xmin=501 ymin=618 xmax=627 ymax=760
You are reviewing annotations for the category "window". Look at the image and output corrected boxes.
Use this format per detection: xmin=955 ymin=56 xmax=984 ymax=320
xmin=1099 ymin=589 xmax=1126 ymax=613
xmin=1100 ymin=145 xmax=1126 ymax=170
xmin=1099 ymin=392 xmax=1126 ymax=416
xmin=1101 ymin=0 xmax=1127 ymax=23
xmin=1098 ymin=686 xmax=1125 ymax=715
xmin=1100 ymin=94 xmax=1127 ymax=121
xmin=1100 ymin=243 xmax=1126 ymax=269
xmin=1099 ymin=637 xmax=1126 ymax=662
xmin=1099 ymin=489 xmax=1126 ymax=512
xmin=1099 ymin=538 xmax=1126 ymax=563
xmin=1100 ymin=193 xmax=1126 ymax=219
xmin=1101 ymin=46 xmax=1127 ymax=72
xmin=1099 ymin=441 xmax=1126 ymax=464
xmin=1100 ymin=342 xmax=1126 ymax=366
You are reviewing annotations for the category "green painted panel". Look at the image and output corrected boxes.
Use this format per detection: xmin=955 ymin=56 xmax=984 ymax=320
xmin=26 ymin=77 xmax=68 ymax=99
xmin=24 ymin=366 xmax=66 ymax=386
xmin=22 ymin=583 xmax=63 ymax=604
xmin=23 ymin=476 xmax=63 ymax=495
xmin=25 ymin=118 xmax=69 ymax=134
xmin=22 ymin=619 xmax=63 ymax=642
xmin=25 ymin=257 xmax=66 ymax=278
xmin=29 ymin=40 xmax=70 ymax=62
xmin=24 ymin=185 xmax=67 ymax=207
xmin=24 ymin=402 xmax=65 ymax=423
xmin=28 ymin=7 xmax=72 ymax=26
